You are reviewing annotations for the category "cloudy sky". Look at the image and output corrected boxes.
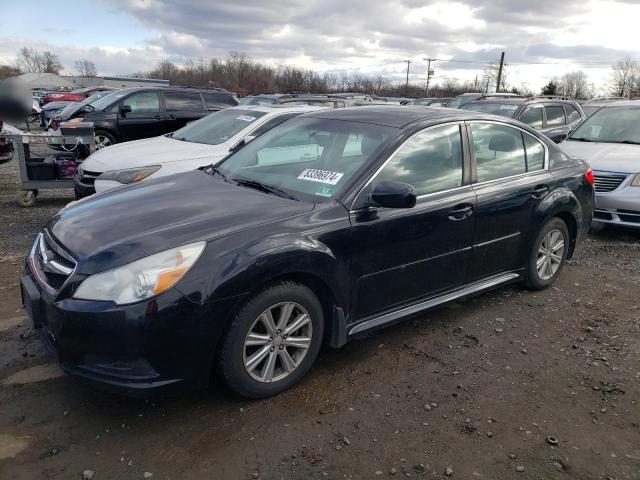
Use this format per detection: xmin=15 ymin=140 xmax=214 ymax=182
xmin=2 ymin=0 xmax=640 ymax=92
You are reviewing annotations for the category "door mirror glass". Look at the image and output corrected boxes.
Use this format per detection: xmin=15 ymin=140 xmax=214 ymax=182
xmin=371 ymin=180 xmax=417 ymax=208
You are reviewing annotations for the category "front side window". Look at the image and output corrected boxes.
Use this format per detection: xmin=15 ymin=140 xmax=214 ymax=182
xmin=545 ymin=106 xmax=565 ymax=126
xmin=518 ymin=107 xmax=543 ymax=129
xmin=372 ymin=124 xmax=463 ymax=196
xmin=569 ymin=106 xmax=640 ymax=144
xmin=171 ymin=109 xmax=267 ymax=145
xmin=164 ymin=92 xmax=204 ymax=111
xmin=121 ymin=92 xmax=160 ymax=113
xmin=219 ymin=118 xmax=395 ymax=201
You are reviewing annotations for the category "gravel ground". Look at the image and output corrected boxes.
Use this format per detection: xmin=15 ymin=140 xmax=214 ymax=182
xmin=1 ymin=151 xmax=639 ymax=480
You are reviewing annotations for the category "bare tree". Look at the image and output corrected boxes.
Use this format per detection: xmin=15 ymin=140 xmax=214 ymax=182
xmin=16 ymin=47 xmax=63 ymax=74
xmin=482 ymin=63 xmax=507 ymax=93
xmin=555 ymin=71 xmax=592 ymax=99
xmin=74 ymin=59 xmax=97 ymax=77
xmin=609 ymin=57 xmax=638 ymax=98
xmin=0 ymin=65 xmax=20 ymax=80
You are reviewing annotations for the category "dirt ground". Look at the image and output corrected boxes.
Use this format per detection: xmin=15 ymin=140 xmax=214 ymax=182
xmin=1 ymin=152 xmax=639 ymax=480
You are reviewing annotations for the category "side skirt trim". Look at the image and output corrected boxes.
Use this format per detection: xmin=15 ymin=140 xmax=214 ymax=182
xmin=347 ymin=272 xmax=521 ymax=336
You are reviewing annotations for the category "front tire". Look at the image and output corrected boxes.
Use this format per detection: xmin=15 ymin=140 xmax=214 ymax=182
xmin=218 ymin=281 xmax=324 ymax=398
xmin=94 ymin=130 xmax=116 ymax=150
xmin=523 ymin=217 xmax=569 ymax=290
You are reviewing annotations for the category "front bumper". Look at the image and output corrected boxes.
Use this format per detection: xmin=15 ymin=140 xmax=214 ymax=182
xmin=594 ymin=186 xmax=640 ymax=229
xmin=73 ymin=171 xmax=97 ymax=198
xmin=21 ymin=270 xmax=237 ymax=397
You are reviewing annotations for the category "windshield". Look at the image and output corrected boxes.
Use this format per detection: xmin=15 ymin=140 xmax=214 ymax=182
xmin=89 ymin=90 xmax=130 ymax=111
xmin=218 ymin=117 xmax=395 ymax=202
xmin=239 ymin=96 xmax=277 ymax=106
xmin=447 ymin=94 xmax=480 ymax=108
xmin=569 ymin=106 xmax=640 ymax=144
xmin=460 ymin=102 xmax=519 ymax=117
xmin=171 ymin=109 xmax=267 ymax=145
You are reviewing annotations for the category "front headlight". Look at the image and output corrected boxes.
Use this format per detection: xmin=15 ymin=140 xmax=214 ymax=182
xmin=98 ymin=165 xmax=161 ymax=184
xmin=68 ymin=117 xmax=85 ymax=123
xmin=73 ymin=242 xmax=206 ymax=304
xmin=631 ymin=173 xmax=640 ymax=187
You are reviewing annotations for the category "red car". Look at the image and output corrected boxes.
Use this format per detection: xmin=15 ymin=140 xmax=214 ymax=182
xmin=42 ymin=86 xmax=113 ymax=105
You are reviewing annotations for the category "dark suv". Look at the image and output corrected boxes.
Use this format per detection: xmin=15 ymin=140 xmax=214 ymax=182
xmin=65 ymin=87 xmax=238 ymax=148
xmin=460 ymin=97 xmax=586 ymax=143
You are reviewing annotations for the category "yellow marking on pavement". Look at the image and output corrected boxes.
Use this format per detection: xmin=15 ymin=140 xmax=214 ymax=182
xmin=0 ymin=434 xmax=31 ymax=460
xmin=1 ymin=364 xmax=64 ymax=385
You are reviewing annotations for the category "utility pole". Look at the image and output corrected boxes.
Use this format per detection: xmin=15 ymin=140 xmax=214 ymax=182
xmin=404 ymin=60 xmax=411 ymax=97
xmin=423 ymin=57 xmax=436 ymax=97
xmin=496 ymin=51 xmax=505 ymax=93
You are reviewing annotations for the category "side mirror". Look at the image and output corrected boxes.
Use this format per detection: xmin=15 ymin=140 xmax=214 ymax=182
xmin=120 ymin=104 xmax=132 ymax=115
xmin=371 ymin=180 xmax=417 ymax=209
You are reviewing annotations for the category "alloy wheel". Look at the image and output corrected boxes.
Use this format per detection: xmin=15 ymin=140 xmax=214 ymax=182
xmin=243 ymin=302 xmax=312 ymax=383
xmin=536 ymin=228 xmax=565 ymax=280
xmin=95 ymin=135 xmax=111 ymax=149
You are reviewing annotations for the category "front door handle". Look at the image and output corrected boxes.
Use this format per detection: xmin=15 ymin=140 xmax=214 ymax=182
xmin=167 ymin=114 xmax=176 ymax=120
xmin=448 ymin=204 xmax=474 ymax=221
xmin=532 ymin=184 xmax=549 ymax=199
xmin=153 ymin=115 xmax=162 ymax=119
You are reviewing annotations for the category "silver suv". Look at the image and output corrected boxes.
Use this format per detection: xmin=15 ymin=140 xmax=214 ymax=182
xmin=560 ymin=101 xmax=640 ymax=230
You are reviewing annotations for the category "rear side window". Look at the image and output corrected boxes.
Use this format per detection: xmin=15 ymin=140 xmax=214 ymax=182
xmin=164 ymin=92 xmax=204 ymax=111
xmin=373 ymin=124 xmax=463 ymax=196
xmin=203 ymin=92 xmax=237 ymax=109
xmin=471 ymin=123 xmax=546 ymax=182
xmin=565 ymin=104 xmax=582 ymax=123
xmin=545 ymin=106 xmax=565 ymax=126
xmin=518 ymin=107 xmax=543 ymax=129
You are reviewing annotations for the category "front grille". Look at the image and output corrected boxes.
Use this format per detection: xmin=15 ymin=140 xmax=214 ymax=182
xmin=593 ymin=172 xmax=628 ymax=193
xmin=30 ymin=232 xmax=77 ymax=292
xmin=79 ymin=169 xmax=101 ymax=186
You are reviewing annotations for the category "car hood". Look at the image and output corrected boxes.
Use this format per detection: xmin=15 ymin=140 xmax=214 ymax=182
xmin=81 ymin=135 xmax=224 ymax=171
xmin=48 ymin=170 xmax=314 ymax=273
xmin=560 ymin=140 xmax=640 ymax=174
xmin=43 ymin=101 xmax=73 ymax=111
xmin=57 ymin=101 xmax=84 ymax=120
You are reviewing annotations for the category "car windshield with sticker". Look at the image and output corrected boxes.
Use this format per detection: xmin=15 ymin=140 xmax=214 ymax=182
xmin=172 ymin=109 xmax=267 ymax=145
xmin=219 ymin=117 xmax=395 ymax=202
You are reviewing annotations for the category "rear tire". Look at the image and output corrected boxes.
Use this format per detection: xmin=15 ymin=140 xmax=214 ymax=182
xmin=523 ymin=217 xmax=569 ymax=290
xmin=218 ymin=281 xmax=324 ymax=398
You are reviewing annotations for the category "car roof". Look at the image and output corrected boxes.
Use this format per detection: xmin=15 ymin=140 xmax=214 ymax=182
xmin=602 ymin=100 xmax=640 ymax=108
xmin=302 ymin=105 xmax=506 ymax=128
xmin=230 ymin=104 xmax=328 ymax=114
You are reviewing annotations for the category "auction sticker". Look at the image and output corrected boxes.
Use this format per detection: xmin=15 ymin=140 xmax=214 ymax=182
xmin=298 ymin=169 xmax=344 ymax=185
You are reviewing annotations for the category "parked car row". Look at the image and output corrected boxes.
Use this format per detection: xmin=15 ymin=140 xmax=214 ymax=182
xmin=22 ymin=104 xmax=596 ymax=399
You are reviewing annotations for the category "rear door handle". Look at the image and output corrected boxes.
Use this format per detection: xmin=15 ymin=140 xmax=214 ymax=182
xmin=153 ymin=115 xmax=162 ymax=119
xmin=532 ymin=184 xmax=549 ymax=199
xmin=448 ymin=204 xmax=474 ymax=221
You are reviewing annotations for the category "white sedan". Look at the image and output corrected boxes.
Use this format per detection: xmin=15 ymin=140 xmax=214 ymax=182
xmin=74 ymin=104 xmax=326 ymax=197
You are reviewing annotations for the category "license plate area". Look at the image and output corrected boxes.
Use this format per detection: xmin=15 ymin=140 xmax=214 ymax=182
xmin=20 ymin=276 xmax=44 ymax=329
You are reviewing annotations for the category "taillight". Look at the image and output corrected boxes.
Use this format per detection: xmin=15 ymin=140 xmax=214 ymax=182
xmin=584 ymin=167 xmax=595 ymax=186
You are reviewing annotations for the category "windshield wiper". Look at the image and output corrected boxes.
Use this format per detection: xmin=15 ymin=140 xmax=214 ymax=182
xmin=619 ymin=140 xmax=640 ymax=145
xmin=233 ymin=178 xmax=298 ymax=200
xmin=570 ymin=137 xmax=594 ymax=142
xmin=209 ymin=166 xmax=230 ymax=182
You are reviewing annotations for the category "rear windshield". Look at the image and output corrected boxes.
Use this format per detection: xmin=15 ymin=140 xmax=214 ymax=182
xmin=239 ymin=96 xmax=277 ymax=106
xmin=569 ymin=106 xmax=640 ymax=144
xmin=460 ymin=102 xmax=519 ymax=117
xmin=171 ymin=109 xmax=267 ymax=145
